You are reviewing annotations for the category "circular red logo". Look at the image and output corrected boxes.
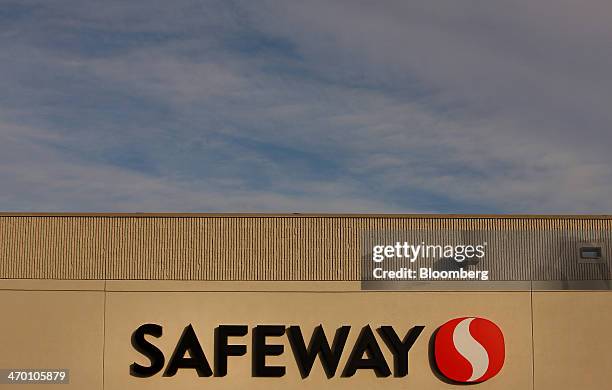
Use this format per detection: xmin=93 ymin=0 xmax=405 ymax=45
xmin=434 ymin=317 xmax=505 ymax=383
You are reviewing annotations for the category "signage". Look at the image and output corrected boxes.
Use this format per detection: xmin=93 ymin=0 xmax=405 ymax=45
xmin=434 ymin=317 xmax=505 ymax=383
xmin=130 ymin=317 xmax=504 ymax=384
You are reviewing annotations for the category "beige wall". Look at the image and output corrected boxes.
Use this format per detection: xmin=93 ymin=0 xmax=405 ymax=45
xmin=1 ymin=280 xmax=610 ymax=390
xmin=532 ymin=292 xmax=612 ymax=390
xmin=0 ymin=287 xmax=104 ymax=390
xmin=104 ymin=290 xmax=532 ymax=390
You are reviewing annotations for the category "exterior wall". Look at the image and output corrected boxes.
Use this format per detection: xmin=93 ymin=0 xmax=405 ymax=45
xmin=1 ymin=214 xmax=611 ymax=280
xmin=0 ymin=215 xmax=610 ymax=389
xmin=0 ymin=286 xmax=105 ymax=390
xmin=532 ymin=291 xmax=612 ymax=389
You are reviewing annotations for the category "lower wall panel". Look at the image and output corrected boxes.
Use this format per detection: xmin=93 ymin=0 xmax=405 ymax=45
xmin=0 ymin=290 xmax=105 ymax=390
xmin=532 ymin=292 xmax=612 ymax=390
xmin=1 ymin=288 xmax=611 ymax=389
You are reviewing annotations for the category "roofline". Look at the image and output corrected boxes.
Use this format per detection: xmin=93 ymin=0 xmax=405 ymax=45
xmin=0 ymin=212 xmax=611 ymax=219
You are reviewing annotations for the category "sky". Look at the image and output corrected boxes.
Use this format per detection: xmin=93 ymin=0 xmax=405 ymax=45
xmin=1 ymin=0 xmax=612 ymax=213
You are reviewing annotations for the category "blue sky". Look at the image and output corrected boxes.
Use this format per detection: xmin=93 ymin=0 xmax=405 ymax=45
xmin=1 ymin=0 xmax=612 ymax=213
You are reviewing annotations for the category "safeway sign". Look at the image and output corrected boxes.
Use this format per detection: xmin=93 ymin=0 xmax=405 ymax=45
xmin=130 ymin=317 xmax=505 ymax=384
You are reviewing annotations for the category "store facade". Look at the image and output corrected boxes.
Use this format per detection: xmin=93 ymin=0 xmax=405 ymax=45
xmin=0 ymin=214 xmax=610 ymax=389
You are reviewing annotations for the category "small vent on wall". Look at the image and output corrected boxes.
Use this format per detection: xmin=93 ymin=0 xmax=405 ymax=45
xmin=578 ymin=243 xmax=604 ymax=264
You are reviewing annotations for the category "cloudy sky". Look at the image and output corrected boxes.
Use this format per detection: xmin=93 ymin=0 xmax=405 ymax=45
xmin=1 ymin=0 xmax=611 ymax=213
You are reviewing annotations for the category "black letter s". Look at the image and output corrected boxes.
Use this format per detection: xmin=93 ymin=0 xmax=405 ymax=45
xmin=130 ymin=324 xmax=165 ymax=377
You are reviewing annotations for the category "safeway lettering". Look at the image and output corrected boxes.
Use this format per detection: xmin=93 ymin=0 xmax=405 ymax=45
xmin=130 ymin=323 xmax=424 ymax=378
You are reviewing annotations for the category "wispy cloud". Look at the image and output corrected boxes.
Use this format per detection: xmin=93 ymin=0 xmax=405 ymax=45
xmin=1 ymin=0 xmax=611 ymax=213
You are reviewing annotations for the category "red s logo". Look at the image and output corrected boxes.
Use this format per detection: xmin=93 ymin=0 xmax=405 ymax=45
xmin=434 ymin=317 xmax=505 ymax=383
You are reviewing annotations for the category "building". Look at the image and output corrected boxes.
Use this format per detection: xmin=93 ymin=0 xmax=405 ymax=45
xmin=0 ymin=213 xmax=610 ymax=389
